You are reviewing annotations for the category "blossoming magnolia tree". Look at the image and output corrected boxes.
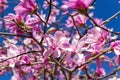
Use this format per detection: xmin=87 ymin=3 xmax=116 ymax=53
xmin=0 ymin=0 xmax=120 ymax=80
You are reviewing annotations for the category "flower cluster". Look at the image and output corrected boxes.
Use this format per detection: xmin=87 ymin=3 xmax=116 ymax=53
xmin=0 ymin=0 xmax=120 ymax=80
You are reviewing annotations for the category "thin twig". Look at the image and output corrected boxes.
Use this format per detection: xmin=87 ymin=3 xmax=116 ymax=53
xmin=98 ymin=67 xmax=120 ymax=80
xmin=102 ymin=11 xmax=120 ymax=25
xmin=39 ymin=0 xmax=52 ymax=52
xmin=71 ymin=16 xmax=82 ymax=38
xmin=35 ymin=12 xmax=46 ymax=24
xmin=50 ymin=56 xmax=70 ymax=72
xmin=0 ymin=32 xmax=31 ymax=38
xmin=0 ymin=50 xmax=41 ymax=63
xmin=87 ymin=14 xmax=120 ymax=35
xmin=72 ymin=48 xmax=111 ymax=72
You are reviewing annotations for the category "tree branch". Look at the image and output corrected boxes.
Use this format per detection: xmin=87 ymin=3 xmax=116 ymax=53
xmin=0 ymin=50 xmax=41 ymax=63
xmin=102 ymin=11 xmax=120 ymax=25
xmin=72 ymin=48 xmax=111 ymax=72
xmin=98 ymin=67 xmax=120 ymax=80
xmin=39 ymin=0 xmax=52 ymax=52
xmin=0 ymin=32 xmax=31 ymax=38
xmin=87 ymin=14 xmax=120 ymax=35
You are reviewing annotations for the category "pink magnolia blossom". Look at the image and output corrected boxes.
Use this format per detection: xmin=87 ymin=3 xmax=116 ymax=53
xmin=68 ymin=33 xmax=85 ymax=53
xmin=64 ymin=52 xmax=85 ymax=69
xmin=96 ymin=59 xmax=106 ymax=76
xmin=66 ymin=13 xmax=88 ymax=27
xmin=69 ymin=26 xmax=109 ymax=54
xmin=26 ymin=15 xmax=41 ymax=27
xmin=25 ymin=15 xmax=42 ymax=33
xmin=67 ymin=19 xmax=110 ymax=54
xmin=4 ymin=13 xmax=25 ymax=34
xmin=44 ymin=31 xmax=70 ymax=57
xmin=62 ymin=0 xmax=93 ymax=13
xmin=72 ymin=53 xmax=85 ymax=66
xmin=66 ymin=12 xmax=93 ymax=28
xmin=0 ymin=0 xmax=119 ymax=79
xmin=4 ymin=13 xmax=41 ymax=34
xmin=83 ymin=18 xmax=110 ymax=53
xmin=14 ymin=0 xmax=38 ymax=16
xmin=96 ymin=67 xmax=106 ymax=76
xmin=111 ymin=40 xmax=120 ymax=55
xmin=0 ymin=0 xmax=8 ymax=12
xmin=2 ymin=39 xmax=26 ymax=68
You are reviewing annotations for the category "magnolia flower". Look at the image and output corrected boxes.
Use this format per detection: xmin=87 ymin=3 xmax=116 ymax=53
xmin=68 ymin=18 xmax=110 ymax=54
xmin=82 ymin=18 xmax=110 ymax=53
xmin=3 ymin=39 xmax=26 ymax=68
xmin=96 ymin=67 xmax=106 ymax=76
xmin=96 ymin=59 xmax=106 ymax=76
xmin=111 ymin=40 xmax=120 ymax=55
xmin=62 ymin=0 xmax=93 ymax=14
xmin=14 ymin=0 xmax=38 ymax=16
xmin=4 ymin=13 xmax=24 ymax=34
xmin=69 ymin=35 xmax=85 ymax=53
xmin=66 ymin=13 xmax=88 ymax=27
xmin=0 ymin=0 xmax=8 ymax=12
xmin=4 ymin=13 xmax=41 ymax=34
xmin=44 ymin=31 xmax=70 ymax=57
xmin=72 ymin=53 xmax=85 ymax=65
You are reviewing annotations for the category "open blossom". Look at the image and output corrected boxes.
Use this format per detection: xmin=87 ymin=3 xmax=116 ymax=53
xmin=68 ymin=33 xmax=85 ymax=53
xmin=0 ymin=0 xmax=8 ymax=12
xmin=66 ymin=12 xmax=93 ymax=28
xmin=69 ymin=20 xmax=110 ymax=54
xmin=66 ymin=14 xmax=88 ymax=27
xmin=44 ymin=31 xmax=70 ymax=57
xmin=111 ymin=40 xmax=120 ymax=55
xmin=82 ymin=18 xmax=110 ymax=53
xmin=14 ymin=0 xmax=38 ymax=16
xmin=3 ymin=39 xmax=25 ymax=68
xmin=64 ymin=52 xmax=85 ymax=69
xmin=0 ymin=0 xmax=119 ymax=79
xmin=4 ymin=13 xmax=31 ymax=34
xmin=4 ymin=13 xmax=41 ymax=34
xmin=72 ymin=53 xmax=85 ymax=65
xmin=83 ymin=27 xmax=109 ymax=53
xmin=62 ymin=0 xmax=93 ymax=14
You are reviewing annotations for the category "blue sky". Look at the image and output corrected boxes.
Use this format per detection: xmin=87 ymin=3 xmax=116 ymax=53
xmin=94 ymin=0 xmax=120 ymax=32
xmin=0 ymin=0 xmax=120 ymax=80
